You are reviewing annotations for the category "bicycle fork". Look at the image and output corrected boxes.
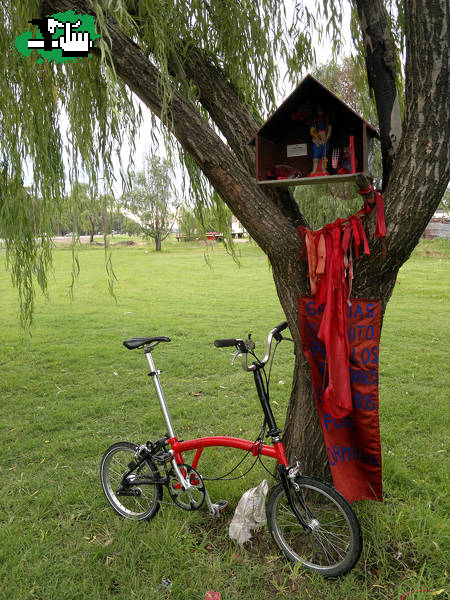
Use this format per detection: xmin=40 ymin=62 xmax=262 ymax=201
xmin=252 ymin=366 xmax=312 ymax=531
xmin=278 ymin=464 xmax=313 ymax=532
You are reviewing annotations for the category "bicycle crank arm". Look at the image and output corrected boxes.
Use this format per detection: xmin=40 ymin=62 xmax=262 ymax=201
xmin=171 ymin=459 xmax=194 ymax=491
xmin=116 ymin=487 xmax=142 ymax=497
xmin=204 ymin=489 xmax=228 ymax=517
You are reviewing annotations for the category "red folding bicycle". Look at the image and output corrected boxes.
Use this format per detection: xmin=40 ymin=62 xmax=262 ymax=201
xmin=100 ymin=322 xmax=362 ymax=576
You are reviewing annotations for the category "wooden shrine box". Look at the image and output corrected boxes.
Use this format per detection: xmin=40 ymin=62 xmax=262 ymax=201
xmin=251 ymin=74 xmax=379 ymax=187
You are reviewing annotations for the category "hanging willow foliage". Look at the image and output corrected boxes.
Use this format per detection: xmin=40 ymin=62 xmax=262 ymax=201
xmin=1 ymin=1 xmax=138 ymax=326
xmin=1 ymin=0 xmax=406 ymax=327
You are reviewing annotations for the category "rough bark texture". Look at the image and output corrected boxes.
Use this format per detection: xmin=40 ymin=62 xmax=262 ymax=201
xmin=41 ymin=0 xmax=449 ymax=480
xmin=355 ymin=0 xmax=402 ymax=190
xmin=352 ymin=0 xmax=449 ymax=297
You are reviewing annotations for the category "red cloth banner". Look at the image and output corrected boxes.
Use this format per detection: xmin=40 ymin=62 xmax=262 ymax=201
xmin=298 ymin=297 xmax=383 ymax=502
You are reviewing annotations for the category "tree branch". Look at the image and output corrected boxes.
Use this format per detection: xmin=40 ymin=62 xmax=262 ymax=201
xmin=385 ymin=0 xmax=449 ymax=252
xmin=178 ymin=46 xmax=307 ymax=227
xmin=40 ymin=0 xmax=303 ymax=258
xmin=354 ymin=0 xmax=402 ymax=190
xmin=352 ymin=0 xmax=449 ymax=303
xmin=121 ymin=2 xmax=306 ymax=227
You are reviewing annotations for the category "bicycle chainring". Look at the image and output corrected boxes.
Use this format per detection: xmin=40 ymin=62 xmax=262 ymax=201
xmin=167 ymin=464 xmax=205 ymax=511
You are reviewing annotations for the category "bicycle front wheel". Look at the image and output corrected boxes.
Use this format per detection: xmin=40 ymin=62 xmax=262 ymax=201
xmin=267 ymin=476 xmax=362 ymax=577
xmin=100 ymin=441 xmax=163 ymax=521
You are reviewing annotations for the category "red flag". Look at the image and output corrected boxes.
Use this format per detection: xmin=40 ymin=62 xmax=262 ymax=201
xmin=298 ymin=297 xmax=383 ymax=502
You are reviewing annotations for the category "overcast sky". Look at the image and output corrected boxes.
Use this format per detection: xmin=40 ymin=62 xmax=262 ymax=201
xmin=22 ymin=1 xmax=354 ymax=199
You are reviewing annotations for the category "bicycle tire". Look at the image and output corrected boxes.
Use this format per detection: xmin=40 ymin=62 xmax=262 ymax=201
xmin=100 ymin=441 xmax=163 ymax=521
xmin=266 ymin=476 xmax=362 ymax=576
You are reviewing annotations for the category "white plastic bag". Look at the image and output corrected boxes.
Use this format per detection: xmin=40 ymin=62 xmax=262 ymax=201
xmin=228 ymin=479 xmax=269 ymax=545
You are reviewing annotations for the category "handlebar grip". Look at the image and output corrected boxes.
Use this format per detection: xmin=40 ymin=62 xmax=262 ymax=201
xmin=214 ymin=339 xmax=238 ymax=348
xmin=274 ymin=321 xmax=288 ymax=334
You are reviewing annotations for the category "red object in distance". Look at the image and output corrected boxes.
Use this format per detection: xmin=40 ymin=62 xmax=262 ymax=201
xmin=205 ymin=591 xmax=221 ymax=600
xmin=400 ymin=592 xmax=434 ymax=600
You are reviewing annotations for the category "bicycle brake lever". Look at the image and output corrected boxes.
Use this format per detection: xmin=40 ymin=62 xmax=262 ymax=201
xmin=231 ymin=350 xmax=241 ymax=366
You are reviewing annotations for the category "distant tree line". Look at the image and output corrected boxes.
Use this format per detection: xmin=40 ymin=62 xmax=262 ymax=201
xmin=53 ymin=183 xmax=140 ymax=240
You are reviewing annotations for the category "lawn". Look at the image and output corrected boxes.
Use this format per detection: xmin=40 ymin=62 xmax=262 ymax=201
xmin=0 ymin=239 xmax=448 ymax=600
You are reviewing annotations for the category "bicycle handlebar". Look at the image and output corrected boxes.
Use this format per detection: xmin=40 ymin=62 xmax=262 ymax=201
xmin=272 ymin=321 xmax=289 ymax=339
xmin=214 ymin=339 xmax=240 ymax=348
xmin=214 ymin=321 xmax=289 ymax=372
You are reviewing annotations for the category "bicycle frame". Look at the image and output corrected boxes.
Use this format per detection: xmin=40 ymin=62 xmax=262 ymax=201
xmin=145 ymin=348 xmax=289 ymax=478
xmin=168 ymin=435 xmax=289 ymax=470
xmin=146 ymin=347 xmax=313 ymax=528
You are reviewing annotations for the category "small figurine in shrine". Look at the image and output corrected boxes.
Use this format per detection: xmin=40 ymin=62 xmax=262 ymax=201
xmin=291 ymin=106 xmax=312 ymax=122
xmin=338 ymin=146 xmax=352 ymax=174
xmin=309 ymin=105 xmax=332 ymax=176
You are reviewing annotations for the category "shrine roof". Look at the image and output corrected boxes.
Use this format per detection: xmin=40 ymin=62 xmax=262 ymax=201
xmin=251 ymin=74 xmax=379 ymax=142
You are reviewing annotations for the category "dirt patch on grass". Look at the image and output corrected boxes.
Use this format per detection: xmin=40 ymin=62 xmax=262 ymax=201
xmin=415 ymin=239 xmax=450 ymax=258
xmin=113 ymin=240 xmax=136 ymax=246
xmin=419 ymin=248 xmax=449 ymax=258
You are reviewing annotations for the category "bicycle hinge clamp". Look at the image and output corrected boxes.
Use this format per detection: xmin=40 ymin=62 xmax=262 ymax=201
xmin=148 ymin=370 xmax=162 ymax=377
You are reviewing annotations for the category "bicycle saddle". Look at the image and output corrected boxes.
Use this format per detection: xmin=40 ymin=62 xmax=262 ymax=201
xmin=123 ymin=336 xmax=171 ymax=350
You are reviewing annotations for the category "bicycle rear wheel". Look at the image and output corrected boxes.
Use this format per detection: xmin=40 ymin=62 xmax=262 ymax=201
xmin=100 ymin=441 xmax=163 ymax=520
xmin=267 ymin=476 xmax=362 ymax=577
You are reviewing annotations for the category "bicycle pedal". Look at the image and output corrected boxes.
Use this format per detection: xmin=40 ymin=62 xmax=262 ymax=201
xmin=153 ymin=452 xmax=172 ymax=463
xmin=210 ymin=500 xmax=228 ymax=516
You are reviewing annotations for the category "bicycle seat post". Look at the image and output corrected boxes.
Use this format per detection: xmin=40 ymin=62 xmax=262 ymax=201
xmin=144 ymin=348 xmax=176 ymax=439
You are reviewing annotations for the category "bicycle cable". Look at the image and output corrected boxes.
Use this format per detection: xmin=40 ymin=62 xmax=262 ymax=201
xmin=249 ymin=339 xmax=280 ymax=400
xmin=266 ymin=338 xmax=280 ymax=399
xmin=202 ymin=421 xmax=267 ymax=482
xmin=201 ymin=448 xmax=257 ymax=482
xmin=252 ymin=340 xmax=282 ymax=481
xmin=202 ymin=340 xmax=281 ymax=483
xmin=257 ymin=454 xmax=278 ymax=480
xmin=248 ymin=349 xmax=269 ymax=395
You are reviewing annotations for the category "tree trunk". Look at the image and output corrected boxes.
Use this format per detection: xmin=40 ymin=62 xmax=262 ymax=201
xmin=271 ymin=256 xmax=331 ymax=478
xmin=155 ymin=235 xmax=162 ymax=252
xmin=41 ymin=0 xmax=449 ymax=481
xmin=89 ymin=215 xmax=95 ymax=243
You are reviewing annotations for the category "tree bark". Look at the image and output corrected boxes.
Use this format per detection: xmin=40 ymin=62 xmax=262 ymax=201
xmin=40 ymin=0 xmax=449 ymax=481
xmin=355 ymin=0 xmax=402 ymax=190
xmin=353 ymin=0 xmax=449 ymax=289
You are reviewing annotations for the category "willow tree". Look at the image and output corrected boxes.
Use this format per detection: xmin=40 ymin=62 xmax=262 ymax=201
xmin=1 ymin=0 xmax=449 ymax=477
xmin=122 ymin=155 xmax=179 ymax=251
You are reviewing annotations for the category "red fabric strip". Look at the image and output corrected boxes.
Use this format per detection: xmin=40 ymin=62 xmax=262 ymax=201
xmin=375 ymin=191 xmax=387 ymax=238
xmin=355 ymin=217 xmax=370 ymax=255
xmin=342 ymin=222 xmax=352 ymax=254
xmin=317 ymin=228 xmax=352 ymax=418
xmin=351 ymin=217 xmax=360 ymax=259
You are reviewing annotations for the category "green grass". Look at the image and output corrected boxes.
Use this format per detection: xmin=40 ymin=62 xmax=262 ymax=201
xmin=0 ymin=239 xmax=448 ymax=599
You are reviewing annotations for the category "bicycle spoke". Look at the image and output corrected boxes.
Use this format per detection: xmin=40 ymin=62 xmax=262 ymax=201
xmin=312 ymin=529 xmax=347 ymax=560
xmin=110 ymin=467 xmax=124 ymax=479
xmin=317 ymin=527 xmax=350 ymax=544
xmin=311 ymin=534 xmax=335 ymax=564
xmin=267 ymin=477 xmax=361 ymax=575
xmin=101 ymin=442 xmax=162 ymax=521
